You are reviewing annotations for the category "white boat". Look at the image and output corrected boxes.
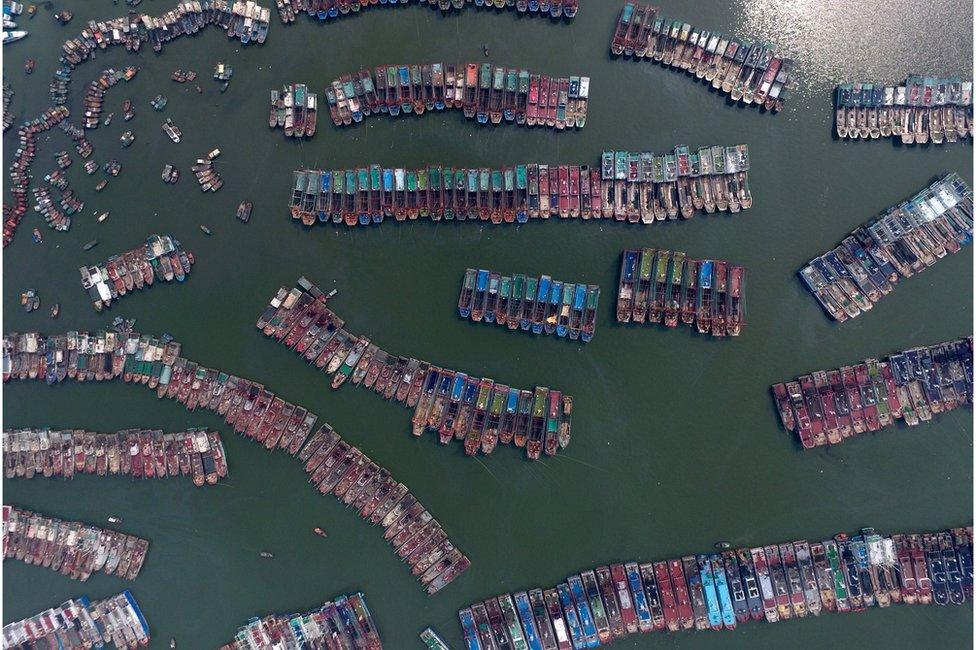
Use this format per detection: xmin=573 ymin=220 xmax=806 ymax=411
xmin=2 ymin=17 xmax=16 ymax=29
xmin=2 ymin=30 xmax=27 ymax=44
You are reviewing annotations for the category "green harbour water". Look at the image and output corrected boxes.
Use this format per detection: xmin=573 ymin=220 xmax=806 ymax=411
xmin=2 ymin=0 xmax=974 ymax=647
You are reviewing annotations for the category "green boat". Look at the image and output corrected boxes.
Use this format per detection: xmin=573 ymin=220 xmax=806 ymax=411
xmin=497 ymin=276 xmax=512 ymax=325
xmin=824 ymin=541 xmax=850 ymax=607
xmin=499 ymin=594 xmax=528 ymax=650
xmin=443 ymin=167 xmax=455 ymax=219
xmin=521 ymin=275 xmax=539 ymax=330
xmin=417 ymin=168 xmax=429 ymax=218
xmin=508 ymin=274 xmax=525 ymax=330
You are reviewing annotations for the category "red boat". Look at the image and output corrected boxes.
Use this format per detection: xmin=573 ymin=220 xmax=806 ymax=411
xmin=526 ymin=74 xmax=540 ymax=126
xmin=667 ymin=559 xmax=695 ymax=630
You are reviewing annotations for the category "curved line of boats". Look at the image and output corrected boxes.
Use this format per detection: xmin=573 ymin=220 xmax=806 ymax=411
xmin=457 ymin=526 xmax=973 ymax=650
xmin=611 ymin=3 xmax=794 ymax=112
xmin=288 ymin=146 xmax=750 ymax=226
xmin=459 ymin=269 xmax=599 ymax=342
xmin=32 ymin=177 xmax=82 ymax=233
xmin=2 ymin=83 xmax=14 ymax=132
xmin=82 ymin=66 xmax=138 ymax=130
xmin=79 ymin=234 xmax=194 ymax=312
xmin=3 ymin=428 xmax=229 ymax=485
xmin=835 ymin=76 xmax=973 ymax=144
xmin=3 ymin=505 xmax=149 ymax=583
xmin=1 ymin=590 xmax=150 ymax=649
xmin=4 ymin=105 xmax=68 ymax=247
xmin=772 ymin=337 xmax=973 ymax=449
xmin=617 ymin=249 xmax=745 ymax=337
xmin=257 ymin=278 xmax=574 ymax=459
xmin=326 ymin=63 xmax=588 ymax=129
xmin=2 ymin=330 xmax=470 ymax=595
xmin=799 ymin=172 xmax=972 ymax=322
xmin=219 ymin=592 xmax=382 ymax=650
xmin=275 ymin=0 xmax=579 ymax=24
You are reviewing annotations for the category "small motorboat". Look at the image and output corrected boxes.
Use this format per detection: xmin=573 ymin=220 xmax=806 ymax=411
xmin=259 ymin=551 xmax=274 ymax=559
xmin=200 ymin=225 xmax=212 ymax=236
xmin=50 ymin=303 xmax=59 ymax=319
xmin=107 ymin=516 xmax=123 ymax=524
xmin=313 ymin=527 xmax=328 ymax=538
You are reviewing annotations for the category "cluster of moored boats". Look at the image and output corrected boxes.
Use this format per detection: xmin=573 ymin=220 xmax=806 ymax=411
xmin=79 ymin=234 xmax=194 ymax=311
xmin=458 ymin=525 xmax=973 ymax=649
xmin=82 ymin=67 xmax=138 ymax=129
xmin=611 ymin=3 xmax=794 ymax=112
xmin=3 ymin=505 xmax=149 ymax=582
xmin=2 ymin=83 xmax=13 ymax=131
xmin=1 ymin=590 xmax=150 ymax=649
xmin=274 ymin=0 xmax=578 ymax=23
xmin=257 ymin=278 xmax=574 ymax=459
xmin=772 ymin=337 xmax=973 ymax=449
xmin=288 ymin=146 xmax=750 ymax=226
xmin=835 ymin=76 xmax=974 ymax=143
xmin=459 ymin=269 xmax=599 ymax=342
xmin=269 ymin=83 xmax=317 ymax=137
xmin=800 ymin=172 xmax=972 ymax=322
xmin=3 ymin=428 xmax=229 ymax=485
xmin=32 ymin=182 xmax=82 ymax=232
xmin=617 ymin=249 xmax=745 ymax=337
xmin=192 ymin=153 xmax=223 ymax=191
xmin=219 ymin=593 xmax=382 ymax=650
xmin=3 ymin=329 xmax=470 ymax=594
xmin=325 ymin=63 xmax=589 ymax=129
xmin=4 ymin=105 xmax=68 ymax=247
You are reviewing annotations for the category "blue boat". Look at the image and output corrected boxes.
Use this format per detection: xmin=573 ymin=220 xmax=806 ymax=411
xmin=568 ymin=283 xmax=586 ymax=341
xmin=544 ymin=280 xmax=562 ymax=336
xmin=328 ymin=5 xmax=338 ymax=18
xmin=399 ymin=66 xmax=412 ymax=114
xmin=567 ymin=574 xmax=599 ymax=647
xmin=515 ymin=591 xmax=544 ymax=650
xmin=698 ymin=555 xmax=723 ymax=631
xmin=626 ymin=562 xmax=653 ymax=632
xmin=532 ymin=275 xmax=551 ymax=335
xmin=458 ymin=608 xmax=482 ymax=650
xmin=557 ymin=583 xmax=585 ymax=649
xmin=556 ymin=283 xmax=573 ymax=338
xmin=318 ymin=173 xmax=331 ymax=222
xmin=711 ymin=554 xmax=737 ymax=629
xmin=472 ymin=270 xmax=490 ymax=321
xmin=382 ymin=168 xmax=394 ymax=218
xmin=122 ymin=590 xmax=151 ymax=638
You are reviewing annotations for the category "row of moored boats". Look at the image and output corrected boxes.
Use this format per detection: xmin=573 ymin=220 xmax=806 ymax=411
xmin=835 ymin=76 xmax=973 ymax=143
xmin=2 ymin=329 xmax=471 ymax=594
xmin=257 ymin=278 xmax=574 ymax=459
xmin=219 ymin=593 xmax=382 ymax=650
xmin=617 ymin=249 xmax=745 ymax=337
xmin=459 ymin=269 xmax=599 ymax=342
xmin=772 ymin=337 xmax=973 ymax=449
xmin=3 ymin=428 xmax=229 ymax=485
xmin=1 ymin=590 xmax=150 ymax=649
xmin=275 ymin=0 xmax=578 ymax=23
xmin=269 ymin=83 xmax=317 ymax=137
xmin=326 ymin=63 xmax=588 ymax=129
xmin=3 ymin=505 xmax=149 ymax=582
xmin=2 ymin=83 xmax=13 ymax=132
xmin=611 ymin=3 xmax=794 ymax=112
xmin=287 ymin=146 xmax=750 ymax=226
xmin=82 ymin=66 xmax=138 ymax=129
xmin=800 ymin=172 xmax=972 ymax=322
xmin=4 ymin=106 xmax=68 ymax=247
xmin=32 ymin=177 xmax=82 ymax=232
xmin=79 ymin=234 xmax=194 ymax=311
xmin=458 ymin=526 xmax=974 ymax=650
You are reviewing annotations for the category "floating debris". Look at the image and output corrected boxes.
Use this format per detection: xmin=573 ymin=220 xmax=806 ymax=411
xmin=325 ymin=63 xmax=589 ymax=129
xmin=611 ymin=4 xmax=795 ymax=113
xmin=288 ymin=145 xmax=751 ymax=226
xmin=257 ymin=277 xmax=574 ymax=459
xmin=219 ymin=593 xmax=382 ymax=650
xmin=1 ymin=590 xmax=150 ymax=647
xmin=2 ymin=505 xmax=149 ymax=581
xmin=800 ymin=173 xmax=973 ymax=323
xmin=459 ymin=269 xmax=599 ymax=342
xmin=4 ymin=329 xmax=471 ymax=594
xmin=835 ymin=77 xmax=973 ymax=143
xmin=772 ymin=337 xmax=972 ymax=448
xmin=79 ymin=233 xmax=194 ymax=311
xmin=617 ymin=249 xmax=746 ymax=337
xmin=3 ymin=427 xmax=229 ymax=484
